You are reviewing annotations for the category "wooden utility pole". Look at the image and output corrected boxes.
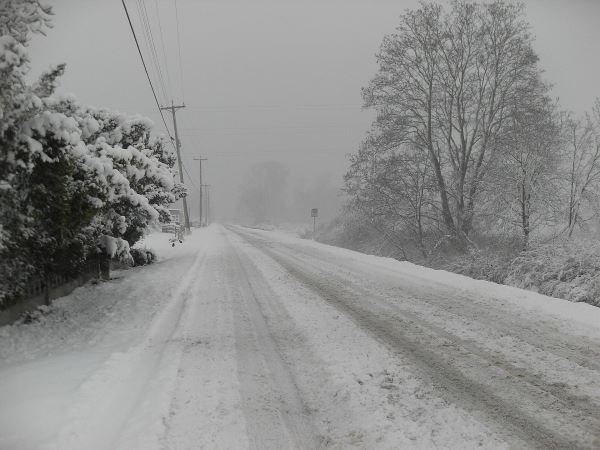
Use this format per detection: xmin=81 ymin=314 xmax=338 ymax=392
xmin=194 ymin=157 xmax=207 ymax=226
xmin=160 ymin=102 xmax=190 ymax=232
xmin=202 ymin=184 xmax=211 ymax=225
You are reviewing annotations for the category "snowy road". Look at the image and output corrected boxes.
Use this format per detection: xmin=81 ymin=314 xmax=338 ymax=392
xmin=1 ymin=225 xmax=600 ymax=449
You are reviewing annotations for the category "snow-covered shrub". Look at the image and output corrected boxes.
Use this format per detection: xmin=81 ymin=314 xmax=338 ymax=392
xmin=506 ymin=240 xmax=600 ymax=306
xmin=443 ymin=248 xmax=511 ymax=284
xmin=129 ymin=247 xmax=157 ymax=266
xmin=19 ymin=304 xmax=52 ymax=325
xmin=50 ymin=98 xmax=187 ymax=247
xmin=87 ymin=112 xmax=184 ymax=246
xmin=426 ymin=233 xmax=523 ymax=284
xmin=98 ymin=235 xmax=132 ymax=264
xmin=316 ymin=213 xmax=412 ymax=261
xmin=0 ymin=2 xmax=183 ymax=307
xmin=0 ymin=1 xmax=62 ymax=306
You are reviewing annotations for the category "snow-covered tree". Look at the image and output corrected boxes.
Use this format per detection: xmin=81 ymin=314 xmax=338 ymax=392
xmin=0 ymin=1 xmax=57 ymax=302
xmin=49 ymin=99 xmax=186 ymax=247
xmin=0 ymin=1 xmax=183 ymax=305
xmin=560 ymin=105 xmax=600 ymax=238
xmin=484 ymin=79 xmax=561 ymax=249
xmin=345 ymin=136 xmax=436 ymax=258
xmin=360 ymin=1 xmax=545 ymax=248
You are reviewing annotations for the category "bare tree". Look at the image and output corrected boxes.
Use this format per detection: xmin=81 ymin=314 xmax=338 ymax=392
xmin=486 ymin=79 xmax=560 ymax=249
xmin=562 ymin=104 xmax=600 ymax=237
xmin=361 ymin=0 xmax=544 ymax=248
xmin=345 ymin=135 xmax=436 ymax=258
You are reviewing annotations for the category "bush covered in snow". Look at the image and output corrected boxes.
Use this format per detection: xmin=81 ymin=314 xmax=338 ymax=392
xmin=438 ymin=249 xmax=512 ymax=285
xmin=316 ymin=213 xmax=418 ymax=261
xmin=429 ymin=237 xmax=600 ymax=306
xmin=320 ymin=213 xmax=600 ymax=307
xmin=129 ymin=247 xmax=157 ymax=267
xmin=0 ymin=2 xmax=183 ymax=307
xmin=505 ymin=240 xmax=600 ymax=306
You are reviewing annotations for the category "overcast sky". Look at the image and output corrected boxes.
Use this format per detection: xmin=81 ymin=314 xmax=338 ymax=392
xmin=28 ymin=0 xmax=600 ymax=222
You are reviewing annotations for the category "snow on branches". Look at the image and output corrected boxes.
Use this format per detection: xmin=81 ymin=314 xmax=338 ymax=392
xmin=0 ymin=1 xmax=183 ymax=305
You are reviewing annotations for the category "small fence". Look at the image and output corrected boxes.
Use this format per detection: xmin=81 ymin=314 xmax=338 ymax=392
xmin=0 ymin=255 xmax=110 ymax=326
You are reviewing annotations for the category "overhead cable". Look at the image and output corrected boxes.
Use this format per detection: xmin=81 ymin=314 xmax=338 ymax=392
xmin=121 ymin=0 xmax=173 ymax=141
xmin=136 ymin=0 xmax=170 ymax=103
xmin=174 ymin=0 xmax=185 ymax=103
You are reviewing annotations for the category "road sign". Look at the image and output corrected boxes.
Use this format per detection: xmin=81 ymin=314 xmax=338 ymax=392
xmin=311 ymin=208 xmax=318 ymax=217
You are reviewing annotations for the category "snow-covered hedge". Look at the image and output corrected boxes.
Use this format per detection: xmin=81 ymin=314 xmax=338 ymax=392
xmin=320 ymin=214 xmax=600 ymax=307
xmin=506 ymin=241 xmax=600 ymax=306
xmin=129 ymin=247 xmax=157 ymax=267
xmin=0 ymin=2 xmax=183 ymax=307
xmin=444 ymin=249 xmax=511 ymax=285
xmin=417 ymin=239 xmax=600 ymax=307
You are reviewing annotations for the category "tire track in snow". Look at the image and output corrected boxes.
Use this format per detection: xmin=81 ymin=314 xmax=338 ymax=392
xmin=222 ymin=231 xmax=320 ymax=449
xmin=263 ymin=242 xmax=600 ymax=430
xmin=236 ymin=227 xmax=600 ymax=373
xmin=235 ymin=228 xmax=600 ymax=444
xmin=230 ymin=227 xmax=600 ymax=450
xmin=51 ymin=249 xmax=208 ymax=450
xmin=233 ymin=226 xmax=600 ymax=406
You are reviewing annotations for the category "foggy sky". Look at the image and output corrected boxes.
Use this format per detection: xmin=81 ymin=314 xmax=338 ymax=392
xmin=28 ymin=0 xmax=600 ymax=223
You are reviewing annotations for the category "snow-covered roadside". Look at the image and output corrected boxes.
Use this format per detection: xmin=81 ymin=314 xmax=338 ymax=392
xmin=228 ymin=230 xmax=509 ymax=449
xmin=230 ymin=226 xmax=600 ymax=448
xmin=165 ymin=227 xmax=508 ymax=448
xmin=239 ymin=222 xmax=310 ymax=237
xmin=163 ymin=232 xmax=252 ymax=450
xmin=2 ymin=224 xmax=599 ymax=449
xmin=239 ymin=226 xmax=600 ymax=335
xmin=0 ymin=230 xmax=207 ymax=450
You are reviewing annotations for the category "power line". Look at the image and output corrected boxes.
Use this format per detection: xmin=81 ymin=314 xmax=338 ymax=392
xmin=182 ymin=125 xmax=355 ymax=131
xmin=183 ymin=163 xmax=197 ymax=189
xmin=180 ymin=148 xmax=349 ymax=156
xmin=121 ymin=0 xmax=173 ymax=139
xmin=134 ymin=0 xmax=163 ymax=102
xmin=139 ymin=0 xmax=167 ymax=101
xmin=130 ymin=104 xmax=363 ymax=115
xmin=136 ymin=0 xmax=170 ymax=103
xmin=154 ymin=0 xmax=173 ymax=100
xmin=184 ymin=103 xmax=362 ymax=111
xmin=123 ymin=0 xmax=194 ymax=227
xmin=174 ymin=0 xmax=185 ymax=103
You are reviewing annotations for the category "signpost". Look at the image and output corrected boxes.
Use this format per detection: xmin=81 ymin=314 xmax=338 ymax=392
xmin=311 ymin=208 xmax=318 ymax=236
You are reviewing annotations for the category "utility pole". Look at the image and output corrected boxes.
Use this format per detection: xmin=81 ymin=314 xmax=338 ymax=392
xmin=160 ymin=102 xmax=190 ymax=232
xmin=202 ymin=184 xmax=211 ymax=225
xmin=193 ymin=157 xmax=207 ymax=226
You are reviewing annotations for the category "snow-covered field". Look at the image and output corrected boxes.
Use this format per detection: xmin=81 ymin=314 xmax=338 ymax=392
xmin=1 ymin=225 xmax=599 ymax=449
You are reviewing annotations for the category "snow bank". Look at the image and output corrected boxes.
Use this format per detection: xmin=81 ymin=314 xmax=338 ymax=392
xmin=242 ymin=226 xmax=600 ymax=334
xmin=0 ymin=229 xmax=211 ymax=450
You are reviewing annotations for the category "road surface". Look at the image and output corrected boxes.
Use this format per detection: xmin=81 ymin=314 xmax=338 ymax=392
xmin=1 ymin=225 xmax=599 ymax=449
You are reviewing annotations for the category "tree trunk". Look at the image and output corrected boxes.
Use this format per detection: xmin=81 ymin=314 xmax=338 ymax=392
xmin=97 ymin=254 xmax=110 ymax=280
xmin=520 ymin=182 xmax=530 ymax=250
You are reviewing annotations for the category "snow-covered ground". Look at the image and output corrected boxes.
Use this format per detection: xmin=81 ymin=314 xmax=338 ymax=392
xmin=1 ymin=225 xmax=599 ymax=449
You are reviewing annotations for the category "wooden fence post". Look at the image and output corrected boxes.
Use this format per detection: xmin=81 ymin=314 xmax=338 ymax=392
xmin=43 ymin=278 xmax=50 ymax=306
xmin=99 ymin=254 xmax=110 ymax=280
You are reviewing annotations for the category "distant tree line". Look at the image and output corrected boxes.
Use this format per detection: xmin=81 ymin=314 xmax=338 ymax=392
xmin=0 ymin=1 xmax=184 ymax=306
xmin=344 ymin=0 xmax=600 ymax=259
